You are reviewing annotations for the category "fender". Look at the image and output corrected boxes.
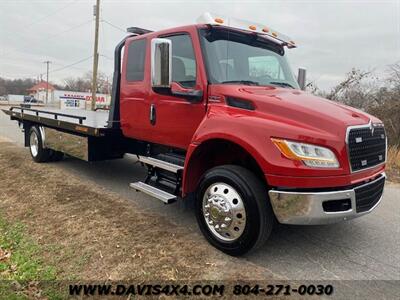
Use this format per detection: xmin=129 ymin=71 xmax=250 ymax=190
xmin=182 ymin=107 xmax=272 ymax=196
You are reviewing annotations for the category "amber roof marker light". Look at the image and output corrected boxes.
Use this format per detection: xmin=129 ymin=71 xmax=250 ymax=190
xmin=196 ymin=12 xmax=298 ymax=49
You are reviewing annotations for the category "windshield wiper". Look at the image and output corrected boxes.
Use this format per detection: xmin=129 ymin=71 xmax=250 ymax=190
xmin=268 ymin=81 xmax=295 ymax=89
xmin=221 ymin=80 xmax=259 ymax=86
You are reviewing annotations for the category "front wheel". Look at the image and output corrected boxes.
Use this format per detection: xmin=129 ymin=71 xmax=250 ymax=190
xmin=195 ymin=165 xmax=274 ymax=256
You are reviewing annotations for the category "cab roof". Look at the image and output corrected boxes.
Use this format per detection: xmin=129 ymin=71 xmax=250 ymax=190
xmin=125 ymin=12 xmax=297 ymax=49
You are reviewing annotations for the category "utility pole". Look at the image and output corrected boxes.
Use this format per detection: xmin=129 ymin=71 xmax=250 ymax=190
xmin=43 ymin=61 xmax=51 ymax=105
xmin=91 ymin=0 xmax=100 ymax=111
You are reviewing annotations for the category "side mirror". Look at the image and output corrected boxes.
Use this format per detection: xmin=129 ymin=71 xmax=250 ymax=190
xmin=297 ymin=68 xmax=306 ymax=90
xmin=151 ymin=38 xmax=172 ymax=88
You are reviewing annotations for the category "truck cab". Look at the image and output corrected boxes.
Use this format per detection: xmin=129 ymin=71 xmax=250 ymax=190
xmin=117 ymin=13 xmax=386 ymax=255
xmin=4 ymin=13 xmax=387 ymax=256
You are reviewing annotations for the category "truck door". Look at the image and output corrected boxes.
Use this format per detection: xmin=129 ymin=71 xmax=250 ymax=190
xmin=120 ymin=38 xmax=152 ymax=141
xmin=149 ymin=33 xmax=206 ymax=150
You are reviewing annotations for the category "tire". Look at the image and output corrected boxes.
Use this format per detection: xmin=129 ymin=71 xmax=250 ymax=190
xmin=28 ymin=126 xmax=51 ymax=163
xmin=195 ymin=165 xmax=274 ymax=256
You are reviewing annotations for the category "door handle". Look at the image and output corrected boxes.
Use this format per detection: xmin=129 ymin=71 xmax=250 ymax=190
xmin=150 ymin=104 xmax=156 ymax=125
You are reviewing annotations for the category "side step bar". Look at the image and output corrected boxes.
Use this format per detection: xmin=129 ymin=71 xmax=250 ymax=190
xmin=138 ymin=156 xmax=183 ymax=173
xmin=130 ymin=181 xmax=177 ymax=204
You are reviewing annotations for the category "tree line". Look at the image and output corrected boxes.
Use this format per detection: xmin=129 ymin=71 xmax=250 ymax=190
xmin=1 ymin=64 xmax=399 ymax=145
xmin=306 ymin=63 xmax=400 ymax=146
xmin=0 ymin=71 xmax=111 ymax=96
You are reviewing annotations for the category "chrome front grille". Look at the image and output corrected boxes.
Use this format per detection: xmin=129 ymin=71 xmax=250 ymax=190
xmin=347 ymin=123 xmax=386 ymax=172
xmin=354 ymin=174 xmax=385 ymax=212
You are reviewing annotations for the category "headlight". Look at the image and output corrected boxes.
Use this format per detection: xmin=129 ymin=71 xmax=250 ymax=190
xmin=271 ymin=138 xmax=339 ymax=168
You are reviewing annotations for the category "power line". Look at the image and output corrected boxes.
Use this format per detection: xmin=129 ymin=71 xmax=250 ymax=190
xmin=99 ymin=54 xmax=113 ymax=61
xmin=101 ymin=19 xmax=126 ymax=33
xmin=3 ymin=56 xmax=94 ymax=80
xmin=51 ymin=56 xmax=93 ymax=74
xmin=24 ymin=0 xmax=79 ymax=28
xmin=44 ymin=19 xmax=93 ymax=41
xmin=1 ymin=19 xmax=93 ymax=59
xmin=52 ymin=61 xmax=89 ymax=72
xmin=0 ymin=0 xmax=80 ymax=58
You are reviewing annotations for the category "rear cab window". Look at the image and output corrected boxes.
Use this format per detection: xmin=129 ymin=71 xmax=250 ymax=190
xmin=126 ymin=39 xmax=147 ymax=81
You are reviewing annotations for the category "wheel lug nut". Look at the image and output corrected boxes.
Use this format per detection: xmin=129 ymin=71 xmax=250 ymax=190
xmin=224 ymin=217 xmax=231 ymax=222
xmin=221 ymin=224 xmax=227 ymax=228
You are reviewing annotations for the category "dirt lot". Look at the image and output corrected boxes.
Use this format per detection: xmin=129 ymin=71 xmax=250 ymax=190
xmin=0 ymin=138 xmax=278 ymax=291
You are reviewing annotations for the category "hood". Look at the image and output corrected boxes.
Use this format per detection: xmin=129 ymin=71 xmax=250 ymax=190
xmin=209 ymin=85 xmax=380 ymax=135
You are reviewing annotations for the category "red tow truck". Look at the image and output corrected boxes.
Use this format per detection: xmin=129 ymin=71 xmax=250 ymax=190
xmin=3 ymin=13 xmax=387 ymax=255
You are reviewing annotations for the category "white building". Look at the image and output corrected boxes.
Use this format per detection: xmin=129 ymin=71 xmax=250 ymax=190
xmin=28 ymin=81 xmax=110 ymax=109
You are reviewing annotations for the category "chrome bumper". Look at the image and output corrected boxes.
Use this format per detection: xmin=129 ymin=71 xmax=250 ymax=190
xmin=268 ymin=173 xmax=385 ymax=225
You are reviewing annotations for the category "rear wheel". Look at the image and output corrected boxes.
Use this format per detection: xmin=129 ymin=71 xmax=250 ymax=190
xmin=195 ymin=165 xmax=274 ymax=256
xmin=29 ymin=126 xmax=51 ymax=163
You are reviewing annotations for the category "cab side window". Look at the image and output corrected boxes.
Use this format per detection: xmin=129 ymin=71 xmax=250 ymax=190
xmin=167 ymin=34 xmax=197 ymax=88
xmin=126 ymin=39 xmax=146 ymax=81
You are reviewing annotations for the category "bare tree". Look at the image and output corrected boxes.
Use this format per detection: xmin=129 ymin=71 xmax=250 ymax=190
xmin=309 ymin=64 xmax=400 ymax=146
xmin=388 ymin=62 xmax=400 ymax=84
xmin=63 ymin=71 xmax=111 ymax=94
xmin=326 ymin=68 xmax=371 ymax=101
xmin=64 ymin=77 xmax=91 ymax=92
xmin=0 ymin=77 xmax=37 ymax=95
xmin=82 ymin=71 xmax=111 ymax=94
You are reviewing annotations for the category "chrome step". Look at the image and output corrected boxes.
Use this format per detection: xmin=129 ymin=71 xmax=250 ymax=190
xmin=130 ymin=181 xmax=177 ymax=204
xmin=138 ymin=155 xmax=183 ymax=173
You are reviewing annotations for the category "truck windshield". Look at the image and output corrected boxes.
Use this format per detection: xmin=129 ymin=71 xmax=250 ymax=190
xmin=199 ymin=27 xmax=299 ymax=89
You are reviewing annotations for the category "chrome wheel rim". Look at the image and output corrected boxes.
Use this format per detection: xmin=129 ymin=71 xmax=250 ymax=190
xmin=30 ymin=131 xmax=39 ymax=157
xmin=202 ymin=182 xmax=246 ymax=242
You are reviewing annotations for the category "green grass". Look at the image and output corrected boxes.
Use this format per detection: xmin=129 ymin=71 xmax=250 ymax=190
xmin=0 ymin=215 xmax=63 ymax=299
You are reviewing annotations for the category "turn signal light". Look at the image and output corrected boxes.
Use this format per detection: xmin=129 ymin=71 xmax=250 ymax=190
xmin=271 ymin=138 xmax=340 ymax=168
xmin=272 ymin=32 xmax=278 ymax=37
xmin=271 ymin=139 xmax=299 ymax=160
xmin=262 ymin=27 xmax=269 ymax=33
xmin=214 ymin=18 xmax=224 ymax=24
xmin=249 ymin=25 xmax=257 ymax=30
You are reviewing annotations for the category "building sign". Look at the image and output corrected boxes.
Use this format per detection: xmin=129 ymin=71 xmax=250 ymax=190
xmin=55 ymin=91 xmax=110 ymax=109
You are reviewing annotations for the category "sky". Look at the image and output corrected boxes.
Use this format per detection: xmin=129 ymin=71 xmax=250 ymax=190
xmin=0 ymin=0 xmax=399 ymax=91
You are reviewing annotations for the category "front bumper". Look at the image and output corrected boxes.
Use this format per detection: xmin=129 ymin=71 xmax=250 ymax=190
xmin=268 ymin=173 xmax=385 ymax=225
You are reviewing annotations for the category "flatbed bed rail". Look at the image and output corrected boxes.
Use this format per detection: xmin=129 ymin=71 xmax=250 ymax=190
xmin=10 ymin=106 xmax=86 ymax=124
xmin=2 ymin=106 xmax=117 ymax=137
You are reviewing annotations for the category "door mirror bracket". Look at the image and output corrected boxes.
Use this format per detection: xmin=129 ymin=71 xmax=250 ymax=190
xmin=170 ymin=82 xmax=203 ymax=103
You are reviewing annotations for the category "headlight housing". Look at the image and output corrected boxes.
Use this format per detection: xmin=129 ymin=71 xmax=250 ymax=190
xmin=271 ymin=138 xmax=339 ymax=168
